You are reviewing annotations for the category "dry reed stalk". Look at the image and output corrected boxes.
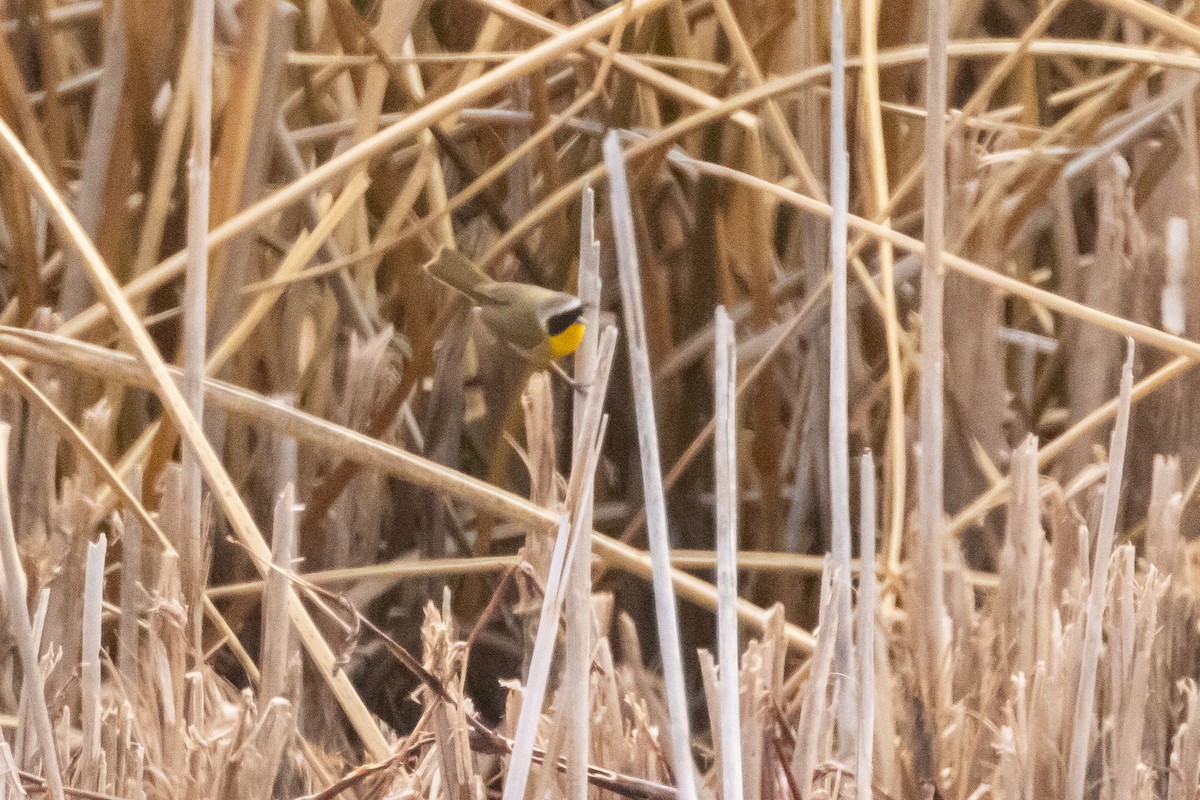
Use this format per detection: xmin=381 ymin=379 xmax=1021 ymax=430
xmin=857 ymin=452 xmax=877 ymax=800
xmin=1168 ymin=681 xmax=1200 ymax=800
xmin=179 ymin=0 xmax=215 ymax=661
xmin=1066 ymin=342 xmax=1134 ymax=800
xmin=204 ymin=0 xmax=281 ymax=314
xmin=117 ymin=465 xmax=143 ymax=687
xmin=207 ymin=554 xmax=520 ymax=598
xmin=793 ymin=561 xmax=838 ymax=798
xmin=1102 ymin=546 xmax=1166 ymax=800
xmin=260 ymin=484 xmax=296 ymax=705
xmin=0 ymin=423 xmax=63 ymax=800
xmin=12 ymin=588 xmax=48 ymax=774
xmin=713 ymin=306 xmax=743 ymax=800
xmin=997 ymin=436 xmax=1043 ymax=679
xmin=563 ymin=183 xmax=601 ymax=800
xmin=916 ymin=0 xmax=950 ymax=748
xmin=605 ymin=129 xmax=698 ymax=799
xmin=503 ymin=511 xmax=574 ymax=800
xmin=206 ymin=544 xmax=987 ymax=594
xmin=827 ymin=0 xmax=857 ymax=764
xmin=77 ymin=534 xmax=106 ymax=791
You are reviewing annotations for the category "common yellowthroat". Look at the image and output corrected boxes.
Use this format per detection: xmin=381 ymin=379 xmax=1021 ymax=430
xmin=423 ymin=246 xmax=586 ymax=366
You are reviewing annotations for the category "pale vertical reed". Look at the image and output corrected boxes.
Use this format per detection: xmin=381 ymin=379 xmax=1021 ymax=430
xmin=1066 ymin=341 xmax=1134 ymax=800
xmin=604 ymin=129 xmax=698 ymax=798
xmin=858 ymin=452 xmax=877 ymax=800
xmin=565 ymin=183 xmax=601 ymax=800
xmin=0 ymin=423 xmax=63 ymax=800
xmin=180 ymin=0 xmax=215 ymax=662
xmin=714 ymin=306 xmax=743 ymax=800
xmin=827 ymin=0 xmax=857 ymax=762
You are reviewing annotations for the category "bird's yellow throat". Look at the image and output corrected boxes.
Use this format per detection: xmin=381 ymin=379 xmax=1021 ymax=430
xmin=548 ymin=322 xmax=586 ymax=358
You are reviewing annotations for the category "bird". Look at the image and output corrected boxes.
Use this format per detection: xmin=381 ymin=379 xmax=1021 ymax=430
xmin=422 ymin=246 xmax=586 ymax=367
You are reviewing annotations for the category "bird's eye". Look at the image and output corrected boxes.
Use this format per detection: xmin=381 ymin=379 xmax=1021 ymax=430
xmin=547 ymin=308 xmax=583 ymax=336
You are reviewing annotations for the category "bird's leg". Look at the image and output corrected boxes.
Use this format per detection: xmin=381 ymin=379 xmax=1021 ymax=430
xmin=550 ymin=360 xmax=588 ymax=397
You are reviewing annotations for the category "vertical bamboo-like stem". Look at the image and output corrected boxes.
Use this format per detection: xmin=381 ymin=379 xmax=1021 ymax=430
xmin=793 ymin=561 xmax=839 ymax=798
xmin=0 ymin=424 xmax=63 ymax=800
xmin=857 ymin=451 xmax=878 ymax=800
xmin=827 ymin=0 xmax=857 ymax=762
xmin=504 ymin=513 xmax=572 ymax=800
xmin=1065 ymin=341 xmax=1134 ymax=800
xmin=118 ymin=465 xmax=143 ymax=686
xmin=14 ymin=588 xmax=49 ymax=768
xmin=0 ymin=741 xmax=21 ymax=797
xmin=919 ymin=0 xmax=950 ymax=719
xmin=261 ymin=484 xmax=296 ymax=704
xmin=714 ymin=306 xmax=744 ymax=800
xmin=181 ymin=0 xmax=215 ymax=659
xmin=79 ymin=534 xmax=108 ymax=789
xmin=603 ymin=130 xmax=699 ymax=800
xmin=565 ymin=184 xmax=601 ymax=800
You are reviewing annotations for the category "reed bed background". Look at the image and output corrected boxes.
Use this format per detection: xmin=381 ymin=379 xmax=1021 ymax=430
xmin=0 ymin=0 xmax=1199 ymax=798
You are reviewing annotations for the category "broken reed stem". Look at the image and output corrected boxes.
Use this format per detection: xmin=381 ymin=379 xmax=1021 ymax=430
xmin=828 ymin=0 xmax=857 ymax=763
xmin=504 ymin=512 xmax=574 ymax=800
xmin=117 ymin=465 xmax=143 ymax=686
xmin=261 ymin=484 xmax=296 ymax=704
xmin=14 ymin=590 xmax=49 ymax=768
xmin=1065 ymin=340 xmax=1135 ymax=800
xmin=0 ymin=423 xmax=64 ymax=800
xmin=604 ymin=130 xmax=698 ymax=799
xmin=857 ymin=451 xmax=877 ymax=800
xmin=180 ymin=0 xmax=215 ymax=662
xmin=714 ymin=306 xmax=744 ymax=800
xmin=565 ymin=183 xmax=601 ymax=800
xmin=79 ymin=535 xmax=106 ymax=789
xmin=794 ymin=561 xmax=838 ymax=799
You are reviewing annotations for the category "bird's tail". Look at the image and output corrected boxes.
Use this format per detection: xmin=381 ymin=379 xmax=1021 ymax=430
xmin=423 ymin=247 xmax=494 ymax=300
